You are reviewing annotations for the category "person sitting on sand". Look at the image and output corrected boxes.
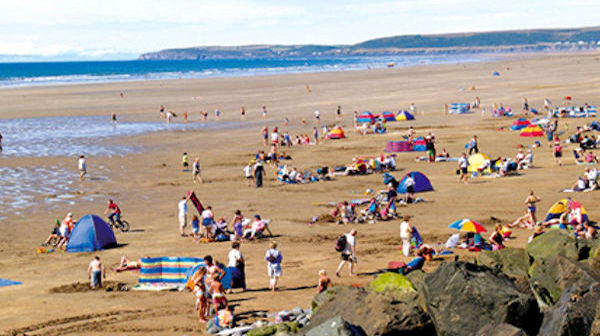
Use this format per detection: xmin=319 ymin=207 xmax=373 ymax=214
xmin=41 ymin=221 xmax=61 ymax=247
xmin=489 ymin=224 xmax=505 ymax=250
xmin=317 ymin=270 xmax=332 ymax=294
xmin=584 ymin=167 xmax=599 ymax=190
xmin=509 ymin=210 xmax=534 ymax=229
xmin=213 ymin=217 xmax=229 ymax=238
xmin=340 ymin=201 xmax=355 ymax=225
xmin=56 ymin=213 xmax=74 ymax=248
xmin=543 ymin=207 xmax=571 ymax=229
xmin=576 ymin=222 xmax=597 ymax=240
xmin=570 ymin=176 xmax=589 ymax=192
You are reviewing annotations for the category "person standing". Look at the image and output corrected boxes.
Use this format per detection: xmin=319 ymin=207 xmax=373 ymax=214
xmin=468 ymin=135 xmax=479 ymax=155
xmin=182 ymin=152 xmax=189 ymax=170
xmin=262 ymin=126 xmax=269 ymax=146
xmin=253 ymin=159 xmax=265 ymax=188
xmin=0 ymin=131 xmax=3 ymax=152
xmin=178 ymin=195 xmax=190 ymax=237
xmin=313 ymin=127 xmax=319 ymax=144
xmin=201 ymin=206 xmax=215 ymax=239
xmin=400 ymin=216 xmax=413 ymax=257
xmin=78 ymin=155 xmax=87 ymax=181
xmin=314 ymin=109 xmax=320 ymax=123
xmin=193 ymin=157 xmax=204 ymax=183
xmin=88 ymin=256 xmax=105 ymax=289
xmin=403 ymin=174 xmax=415 ymax=204
xmin=458 ymin=153 xmax=469 ymax=184
xmin=336 ymin=229 xmax=357 ymax=277
xmin=525 ymin=191 xmax=541 ymax=225
xmin=262 ymin=106 xmax=268 ymax=118
xmin=553 ymin=140 xmax=563 ymax=166
xmin=111 ymin=113 xmax=117 ymax=125
xmin=240 ymin=106 xmax=246 ymax=120
xmin=336 ymin=105 xmax=342 ymax=120
xmin=215 ymin=108 xmax=221 ymax=120
xmin=265 ymin=241 xmax=282 ymax=291
xmin=227 ymin=241 xmax=246 ymax=293
xmin=410 ymin=103 xmax=416 ymax=115
xmin=243 ymin=162 xmax=253 ymax=187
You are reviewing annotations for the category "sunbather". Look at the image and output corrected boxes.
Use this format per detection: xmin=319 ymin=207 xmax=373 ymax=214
xmin=115 ymin=255 xmax=144 ymax=272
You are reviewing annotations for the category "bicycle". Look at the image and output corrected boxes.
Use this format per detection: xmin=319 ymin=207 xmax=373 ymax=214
xmin=108 ymin=215 xmax=130 ymax=232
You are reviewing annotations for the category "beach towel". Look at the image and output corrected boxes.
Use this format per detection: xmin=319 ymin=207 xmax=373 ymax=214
xmin=188 ymin=192 xmax=204 ymax=214
xmin=131 ymin=283 xmax=180 ymax=291
xmin=0 ymin=278 xmax=22 ymax=287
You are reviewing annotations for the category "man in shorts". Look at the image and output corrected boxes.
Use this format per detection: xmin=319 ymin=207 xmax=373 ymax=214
xmin=335 ymin=229 xmax=357 ymax=277
xmin=88 ymin=256 xmax=105 ymax=289
xmin=178 ymin=194 xmax=190 ymax=236
xmin=458 ymin=153 xmax=469 ymax=184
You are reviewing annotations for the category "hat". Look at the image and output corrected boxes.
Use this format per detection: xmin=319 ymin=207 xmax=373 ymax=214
xmin=67 ymin=213 xmax=73 ymax=217
xmin=254 ymin=214 xmax=261 ymax=219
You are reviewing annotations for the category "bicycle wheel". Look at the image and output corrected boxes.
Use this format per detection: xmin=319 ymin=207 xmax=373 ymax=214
xmin=119 ymin=220 xmax=130 ymax=232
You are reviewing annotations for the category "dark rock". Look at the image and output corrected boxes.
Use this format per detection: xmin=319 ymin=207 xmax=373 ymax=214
xmin=305 ymin=317 xmax=366 ymax=336
xmin=422 ymin=262 xmax=541 ymax=336
xmin=528 ymin=255 xmax=600 ymax=306
xmin=538 ymin=281 xmax=600 ymax=336
xmin=303 ymin=286 xmax=434 ymax=336
xmin=476 ymin=323 xmax=526 ymax=336
xmin=527 ymin=230 xmax=587 ymax=263
xmin=477 ymin=248 xmax=530 ymax=278
xmin=406 ymin=270 xmax=426 ymax=291
xmin=312 ymin=286 xmax=346 ymax=311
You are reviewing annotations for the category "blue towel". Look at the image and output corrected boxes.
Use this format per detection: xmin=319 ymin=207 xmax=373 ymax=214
xmin=0 ymin=278 xmax=22 ymax=287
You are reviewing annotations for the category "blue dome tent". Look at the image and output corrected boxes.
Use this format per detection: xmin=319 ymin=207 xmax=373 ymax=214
xmin=397 ymin=171 xmax=434 ymax=194
xmin=66 ymin=214 xmax=117 ymax=252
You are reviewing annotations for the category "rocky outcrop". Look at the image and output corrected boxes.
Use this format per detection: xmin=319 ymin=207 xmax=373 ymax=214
xmin=422 ymin=262 xmax=541 ymax=336
xmin=305 ymin=317 xmax=365 ymax=336
xmin=476 ymin=323 xmax=527 ymax=336
xmin=303 ymin=286 xmax=434 ymax=336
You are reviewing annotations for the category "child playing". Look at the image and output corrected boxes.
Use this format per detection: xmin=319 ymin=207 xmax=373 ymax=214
xmin=193 ymin=267 xmax=208 ymax=322
xmin=317 ymin=270 xmax=332 ymax=294
xmin=209 ymin=273 xmax=228 ymax=316
xmin=182 ymin=152 xmax=189 ymax=171
xmin=191 ymin=215 xmax=200 ymax=243
xmin=553 ymin=141 xmax=562 ymax=166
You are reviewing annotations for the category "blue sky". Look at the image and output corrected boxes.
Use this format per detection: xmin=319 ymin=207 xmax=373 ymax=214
xmin=0 ymin=0 xmax=598 ymax=60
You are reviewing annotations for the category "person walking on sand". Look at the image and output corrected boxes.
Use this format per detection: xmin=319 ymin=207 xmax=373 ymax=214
xmin=458 ymin=153 xmax=469 ymax=184
xmin=78 ymin=155 xmax=87 ymax=181
xmin=336 ymin=105 xmax=342 ymax=120
xmin=525 ymin=191 xmax=541 ymax=225
xmin=468 ymin=135 xmax=479 ymax=155
xmin=178 ymin=194 xmax=191 ymax=237
xmin=410 ymin=103 xmax=416 ymax=115
xmin=262 ymin=126 xmax=269 ymax=146
xmin=262 ymin=106 xmax=268 ymax=118
xmin=193 ymin=157 xmax=204 ymax=183
xmin=265 ymin=241 xmax=282 ymax=291
xmin=183 ymin=111 xmax=188 ymax=123
xmin=336 ymin=229 xmax=357 ymax=277
xmin=314 ymin=109 xmax=320 ymax=123
xmin=313 ymin=127 xmax=319 ymax=144
xmin=215 ymin=108 xmax=221 ymax=120
xmin=400 ymin=216 xmax=413 ymax=257
xmin=240 ymin=106 xmax=246 ymax=120
xmin=182 ymin=152 xmax=189 ymax=171
xmin=88 ymin=256 xmax=105 ymax=289
xmin=553 ymin=140 xmax=563 ymax=166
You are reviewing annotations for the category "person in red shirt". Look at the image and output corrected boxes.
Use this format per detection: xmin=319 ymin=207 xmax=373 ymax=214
xmin=105 ymin=199 xmax=123 ymax=227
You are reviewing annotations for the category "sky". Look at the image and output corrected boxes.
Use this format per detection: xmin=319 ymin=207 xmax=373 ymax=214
xmin=0 ymin=0 xmax=598 ymax=61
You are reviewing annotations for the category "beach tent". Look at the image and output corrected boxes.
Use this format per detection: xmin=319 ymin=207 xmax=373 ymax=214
xmin=510 ymin=118 xmax=531 ymax=131
xmin=544 ymin=198 xmax=588 ymax=224
xmin=381 ymin=111 xmax=396 ymax=122
xmin=520 ymin=125 xmax=544 ymax=137
xmin=449 ymin=103 xmax=470 ymax=114
xmin=467 ymin=153 xmax=492 ymax=174
xmin=385 ymin=141 xmax=412 ymax=153
xmin=396 ymin=110 xmax=415 ymax=121
xmin=139 ymin=257 xmax=231 ymax=289
xmin=329 ymin=126 xmax=345 ymax=139
xmin=397 ymin=171 xmax=433 ymax=194
xmin=66 ymin=214 xmax=117 ymax=252
xmin=357 ymin=111 xmax=376 ymax=124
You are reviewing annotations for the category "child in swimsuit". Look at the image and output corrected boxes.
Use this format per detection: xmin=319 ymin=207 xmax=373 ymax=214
xmin=209 ymin=273 xmax=227 ymax=314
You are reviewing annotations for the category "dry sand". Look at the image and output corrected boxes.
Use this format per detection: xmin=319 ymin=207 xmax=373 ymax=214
xmin=2 ymin=52 xmax=600 ymax=335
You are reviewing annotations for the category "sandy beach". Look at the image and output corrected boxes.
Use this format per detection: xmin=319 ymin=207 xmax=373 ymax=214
xmin=2 ymin=52 xmax=600 ymax=335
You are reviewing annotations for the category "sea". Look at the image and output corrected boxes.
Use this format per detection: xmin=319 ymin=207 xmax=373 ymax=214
xmin=0 ymin=55 xmax=489 ymax=88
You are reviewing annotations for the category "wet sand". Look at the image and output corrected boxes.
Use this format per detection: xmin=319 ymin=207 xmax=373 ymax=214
xmin=2 ymin=52 xmax=600 ymax=335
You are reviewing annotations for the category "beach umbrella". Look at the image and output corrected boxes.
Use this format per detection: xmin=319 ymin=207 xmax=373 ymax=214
xmin=449 ymin=219 xmax=487 ymax=233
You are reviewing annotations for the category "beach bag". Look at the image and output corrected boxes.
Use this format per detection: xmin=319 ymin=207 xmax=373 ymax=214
xmin=335 ymin=235 xmax=347 ymax=252
xmin=267 ymin=251 xmax=278 ymax=263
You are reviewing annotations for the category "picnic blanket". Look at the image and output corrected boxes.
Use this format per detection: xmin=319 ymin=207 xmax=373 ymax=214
xmin=0 ymin=278 xmax=22 ymax=287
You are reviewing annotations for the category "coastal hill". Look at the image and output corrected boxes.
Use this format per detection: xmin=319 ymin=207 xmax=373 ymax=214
xmin=139 ymin=26 xmax=600 ymax=60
